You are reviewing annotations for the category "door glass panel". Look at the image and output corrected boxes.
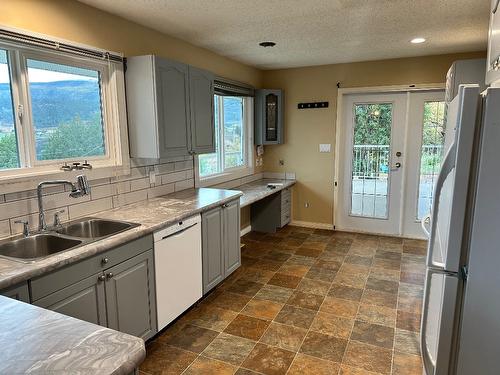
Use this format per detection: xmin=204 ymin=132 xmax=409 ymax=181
xmin=26 ymin=58 xmax=106 ymax=161
xmin=417 ymin=101 xmax=446 ymax=220
xmin=0 ymin=49 xmax=20 ymax=170
xmin=265 ymin=93 xmax=278 ymax=142
xmin=350 ymin=103 xmax=392 ymax=218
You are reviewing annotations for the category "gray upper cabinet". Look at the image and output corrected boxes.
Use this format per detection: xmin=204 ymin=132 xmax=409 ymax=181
xmin=126 ymin=55 xmax=215 ymax=158
xmin=202 ymin=206 xmax=224 ymax=294
xmin=1 ymin=282 xmax=30 ymax=303
xmin=189 ymin=67 xmax=215 ymax=154
xmin=223 ymin=199 xmax=241 ymax=276
xmin=34 ymin=273 xmax=107 ymax=327
xmin=202 ymin=199 xmax=241 ymax=294
xmin=156 ymin=59 xmax=191 ymax=158
xmin=255 ymin=89 xmax=284 ymax=145
xmin=105 ymin=249 xmax=157 ymax=341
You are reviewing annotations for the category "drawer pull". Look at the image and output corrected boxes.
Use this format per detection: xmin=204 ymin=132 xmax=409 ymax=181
xmin=101 ymin=257 xmax=109 ymax=265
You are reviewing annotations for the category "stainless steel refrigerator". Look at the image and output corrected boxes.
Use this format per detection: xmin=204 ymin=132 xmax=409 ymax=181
xmin=420 ymin=84 xmax=500 ymax=375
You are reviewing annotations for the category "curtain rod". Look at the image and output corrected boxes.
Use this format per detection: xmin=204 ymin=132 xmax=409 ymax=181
xmin=0 ymin=27 xmax=123 ymax=63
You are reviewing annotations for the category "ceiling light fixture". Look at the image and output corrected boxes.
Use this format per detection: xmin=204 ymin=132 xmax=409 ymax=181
xmin=411 ymin=37 xmax=426 ymax=44
xmin=259 ymin=41 xmax=276 ymax=48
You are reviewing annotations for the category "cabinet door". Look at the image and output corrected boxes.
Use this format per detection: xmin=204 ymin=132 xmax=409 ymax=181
xmin=189 ymin=67 xmax=215 ymax=154
xmin=224 ymin=200 xmax=241 ymax=276
xmin=105 ymin=249 xmax=157 ymax=341
xmin=34 ymin=273 xmax=107 ymax=326
xmin=255 ymin=89 xmax=284 ymax=145
xmin=155 ymin=58 xmax=191 ymax=158
xmin=202 ymin=206 xmax=224 ymax=294
xmin=1 ymin=282 xmax=30 ymax=303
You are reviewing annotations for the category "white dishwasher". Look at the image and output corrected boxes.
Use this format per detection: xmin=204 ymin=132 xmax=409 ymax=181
xmin=154 ymin=214 xmax=202 ymax=331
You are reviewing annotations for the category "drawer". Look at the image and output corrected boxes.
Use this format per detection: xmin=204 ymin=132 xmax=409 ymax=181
xmin=31 ymin=235 xmax=153 ymax=301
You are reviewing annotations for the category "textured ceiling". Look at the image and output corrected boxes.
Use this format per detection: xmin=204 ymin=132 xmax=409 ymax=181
xmin=79 ymin=0 xmax=490 ymax=69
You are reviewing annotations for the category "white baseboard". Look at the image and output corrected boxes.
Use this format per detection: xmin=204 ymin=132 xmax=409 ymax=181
xmin=290 ymin=220 xmax=334 ymax=230
xmin=240 ymin=225 xmax=252 ymax=237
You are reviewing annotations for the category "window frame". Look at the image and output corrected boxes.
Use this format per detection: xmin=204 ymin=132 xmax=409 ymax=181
xmin=0 ymin=38 xmax=129 ymax=193
xmin=195 ymin=95 xmax=254 ymax=187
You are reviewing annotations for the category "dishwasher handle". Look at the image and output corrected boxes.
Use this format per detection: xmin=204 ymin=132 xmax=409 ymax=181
xmin=159 ymin=222 xmax=198 ymax=241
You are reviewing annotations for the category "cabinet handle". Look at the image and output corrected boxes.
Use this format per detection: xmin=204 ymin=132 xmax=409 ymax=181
xmin=97 ymin=275 xmax=106 ymax=282
xmin=101 ymin=257 xmax=109 ymax=265
xmin=106 ymin=272 xmax=114 ymax=279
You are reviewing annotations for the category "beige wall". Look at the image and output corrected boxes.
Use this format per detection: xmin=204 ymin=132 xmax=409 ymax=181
xmin=261 ymin=52 xmax=485 ymax=226
xmin=0 ymin=0 xmax=262 ymax=87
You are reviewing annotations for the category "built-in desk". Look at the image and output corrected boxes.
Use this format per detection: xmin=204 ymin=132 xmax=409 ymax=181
xmin=234 ymin=178 xmax=296 ymax=233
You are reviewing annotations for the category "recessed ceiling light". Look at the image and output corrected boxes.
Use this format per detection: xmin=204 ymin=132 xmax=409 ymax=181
xmin=411 ymin=37 xmax=426 ymax=44
xmin=259 ymin=41 xmax=276 ymax=47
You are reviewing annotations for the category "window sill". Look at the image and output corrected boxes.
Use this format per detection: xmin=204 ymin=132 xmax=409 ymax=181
xmin=196 ymin=166 xmax=254 ymax=188
xmin=0 ymin=163 xmax=130 ymax=195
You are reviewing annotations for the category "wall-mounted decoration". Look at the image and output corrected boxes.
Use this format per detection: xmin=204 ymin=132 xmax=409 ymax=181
xmin=297 ymin=101 xmax=329 ymax=109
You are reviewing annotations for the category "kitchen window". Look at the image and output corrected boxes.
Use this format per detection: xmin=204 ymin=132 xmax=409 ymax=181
xmin=0 ymin=31 xmax=128 ymax=190
xmin=196 ymin=80 xmax=254 ymax=186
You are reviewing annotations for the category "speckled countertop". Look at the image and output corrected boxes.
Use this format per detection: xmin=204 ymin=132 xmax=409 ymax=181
xmin=0 ymin=296 xmax=145 ymax=374
xmin=236 ymin=178 xmax=295 ymax=208
xmin=0 ymin=187 xmax=242 ymax=290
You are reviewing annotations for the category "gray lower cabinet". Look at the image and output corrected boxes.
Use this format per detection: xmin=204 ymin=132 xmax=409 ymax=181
xmin=202 ymin=206 xmax=224 ymax=293
xmin=223 ymin=199 xmax=241 ymax=276
xmin=34 ymin=273 xmax=107 ymax=327
xmin=202 ymin=199 xmax=241 ymax=294
xmin=105 ymin=250 xmax=156 ymax=340
xmin=31 ymin=236 xmax=157 ymax=341
xmin=1 ymin=282 xmax=30 ymax=303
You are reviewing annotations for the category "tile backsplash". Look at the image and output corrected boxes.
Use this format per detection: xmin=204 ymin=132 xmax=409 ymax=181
xmin=0 ymin=156 xmax=195 ymax=239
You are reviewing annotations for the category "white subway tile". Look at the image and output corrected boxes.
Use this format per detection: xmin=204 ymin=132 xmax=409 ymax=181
xmin=0 ymin=220 xmax=10 ymax=239
xmin=4 ymin=185 xmax=64 ymax=202
xmin=90 ymin=184 xmax=115 ymax=200
xmin=174 ymin=179 xmax=194 ymax=192
xmin=130 ymin=177 xmax=151 ymax=191
xmin=175 ymin=160 xmax=193 ymax=171
xmin=68 ymin=198 xmax=113 ymax=220
xmin=112 ymin=190 xmax=147 ymax=208
xmin=148 ymin=183 xmax=175 ymax=199
xmin=156 ymin=163 xmax=175 ymax=174
xmin=162 ymin=171 xmax=188 ymax=185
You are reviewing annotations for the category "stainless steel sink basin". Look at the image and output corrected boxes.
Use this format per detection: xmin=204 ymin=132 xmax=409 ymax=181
xmin=0 ymin=234 xmax=82 ymax=262
xmin=56 ymin=218 xmax=138 ymax=239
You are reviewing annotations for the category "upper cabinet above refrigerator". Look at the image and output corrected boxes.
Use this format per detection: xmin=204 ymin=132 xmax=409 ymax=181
xmin=486 ymin=0 xmax=500 ymax=85
xmin=255 ymin=89 xmax=284 ymax=145
xmin=126 ymin=55 xmax=215 ymax=159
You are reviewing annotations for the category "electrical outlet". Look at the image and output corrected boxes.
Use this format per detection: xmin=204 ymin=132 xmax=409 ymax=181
xmin=279 ymin=159 xmax=285 ymax=166
xmin=149 ymin=170 xmax=156 ymax=184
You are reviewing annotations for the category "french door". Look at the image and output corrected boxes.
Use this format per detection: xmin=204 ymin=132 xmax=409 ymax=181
xmin=335 ymin=90 xmax=445 ymax=237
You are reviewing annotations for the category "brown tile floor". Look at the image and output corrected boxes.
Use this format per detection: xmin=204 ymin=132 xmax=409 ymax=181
xmin=140 ymin=226 xmax=427 ymax=375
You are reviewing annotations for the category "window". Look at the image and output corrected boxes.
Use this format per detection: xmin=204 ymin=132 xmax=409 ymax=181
xmin=417 ymin=100 xmax=446 ymax=220
xmin=0 ymin=35 xmax=128 ymax=185
xmin=197 ymin=94 xmax=253 ymax=185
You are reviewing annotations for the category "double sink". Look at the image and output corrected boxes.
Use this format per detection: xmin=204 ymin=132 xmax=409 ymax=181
xmin=0 ymin=218 xmax=140 ymax=263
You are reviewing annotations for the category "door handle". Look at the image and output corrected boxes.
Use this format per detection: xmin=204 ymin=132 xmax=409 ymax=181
xmin=391 ymin=162 xmax=402 ymax=171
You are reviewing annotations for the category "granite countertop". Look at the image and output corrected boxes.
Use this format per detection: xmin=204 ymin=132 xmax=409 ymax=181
xmin=0 ymin=187 xmax=242 ymax=290
xmin=236 ymin=178 xmax=296 ymax=208
xmin=0 ymin=295 xmax=145 ymax=374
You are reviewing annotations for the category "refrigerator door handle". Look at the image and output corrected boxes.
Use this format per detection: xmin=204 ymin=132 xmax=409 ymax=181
xmin=421 ymin=214 xmax=431 ymax=238
xmin=426 ymin=144 xmax=456 ymax=270
xmin=421 ymin=269 xmax=460 ymax=375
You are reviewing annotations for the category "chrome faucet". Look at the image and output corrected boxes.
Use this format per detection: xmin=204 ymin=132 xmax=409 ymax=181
xmin=37 ymin=175 xmax=91 ymax=231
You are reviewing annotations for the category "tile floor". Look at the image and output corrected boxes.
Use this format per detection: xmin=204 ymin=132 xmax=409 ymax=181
xmin=140 ymin=226 xmax=427 ymax=375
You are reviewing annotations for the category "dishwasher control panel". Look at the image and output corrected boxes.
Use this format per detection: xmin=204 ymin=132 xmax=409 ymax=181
xmin=153 ymin=214 xmax=201 ymax=242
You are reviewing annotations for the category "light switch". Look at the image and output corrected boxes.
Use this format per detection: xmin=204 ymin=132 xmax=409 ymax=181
xmin=319 ymin=144 xmax=331 ymax=153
